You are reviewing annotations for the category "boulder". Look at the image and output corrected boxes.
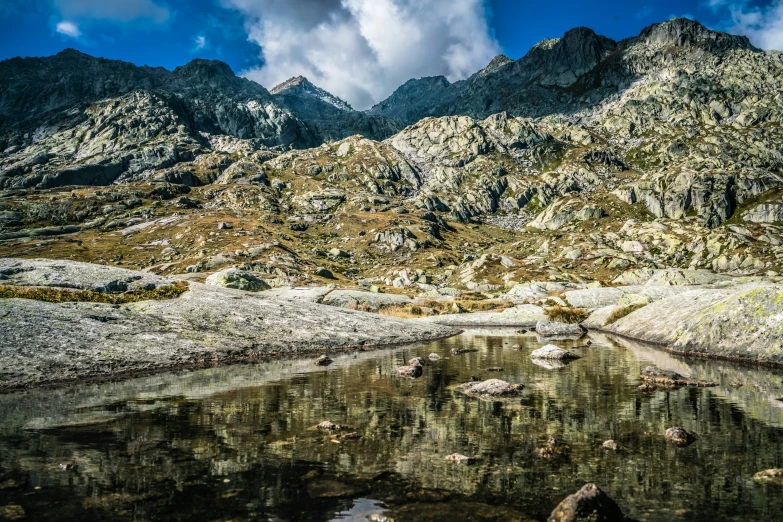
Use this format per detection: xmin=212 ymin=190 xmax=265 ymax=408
xmin=205 ymin=268 xmax=270 ymax=292
xmin=664 ymin=427 xmax=696 ymax=446
xmin=536 ymin=321 xmax=585 ymax=339
xmin=548 ymin=483 xmax=629 ymax=522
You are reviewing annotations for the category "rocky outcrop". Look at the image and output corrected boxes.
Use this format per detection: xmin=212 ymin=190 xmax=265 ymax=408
xmin=587 ymin=282 xmax=783 ymax=364
xmin=0 ymin=260 xmax=458 ymax=389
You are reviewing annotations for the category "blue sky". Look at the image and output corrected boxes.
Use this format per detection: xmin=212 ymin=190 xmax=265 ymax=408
xmin=1 ymin=0 xmax=780 ymax=109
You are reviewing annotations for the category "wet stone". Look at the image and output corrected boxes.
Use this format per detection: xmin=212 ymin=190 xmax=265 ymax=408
xmin=547 ymin=483 xmax=628 ymax=522
xmin=665 ymin=427 xmax=696 ymax=446
xmin=457 ymin=379 xmax=524 ymax=400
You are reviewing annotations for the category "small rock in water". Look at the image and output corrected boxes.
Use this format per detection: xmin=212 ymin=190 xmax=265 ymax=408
xmin=665 ymin=427 xmax=696 ymax=446
xmin=58 ymin=463 xmax=76 ymax=471
xmin=530 ymin=345 xmax=581 ymax=360
xmin=753 ymin=469 xmax=783 ymax=485
xmin=457 ymin=379 xmax=524 ymax=400
xmin=547 ymin=483 xmax=628 ymax=522
xmin=397 ymin=364 xmax=423 ymax=378
xmin=452 ymin=348 xmax=479 ymax=355
xmin=602 ymin=440 xmax=619 ymax=451
xmin=314 ymin=355 xmax=333 ymax=366
xmin=0 ymin=505 xmax=25 ymax=521
xmin=445 ymin=453 xmax=473 ymax=464
xmin=428 ymin=353 xmax=442 ymax=361
xmin=511 ymin=344 xmax=522 ymax=350
xmin=408 ymin=357 xmax=426 ymax=367
xmin=538 ymin=436 xmax=571 ymax=459
xmin=316 ymin=421 xmax=337 ymax=431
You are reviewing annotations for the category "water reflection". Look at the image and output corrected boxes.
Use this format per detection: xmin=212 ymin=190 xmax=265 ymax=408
xmin=1 ymin=330 xmax=783 ymax=521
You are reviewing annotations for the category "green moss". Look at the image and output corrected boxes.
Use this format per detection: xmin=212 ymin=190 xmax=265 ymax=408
xmin=0 ymin=282 xmax=189 ymax=305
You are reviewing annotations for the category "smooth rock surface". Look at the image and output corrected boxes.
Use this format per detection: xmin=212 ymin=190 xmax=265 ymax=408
xmin=420 ymin=304 xmax=546 ymax=327
xmin=0 ymin=258 xmax=175 ymax=292
xmin=0 ymin=263 xmax=458 ymax=389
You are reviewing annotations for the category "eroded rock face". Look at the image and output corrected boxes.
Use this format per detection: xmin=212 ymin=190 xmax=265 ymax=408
xmin=547 ymin=483 xmax=629 ymax=522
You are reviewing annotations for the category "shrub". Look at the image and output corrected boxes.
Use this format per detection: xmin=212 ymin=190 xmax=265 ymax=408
xmin=545 ymin=306 xmax=589 ymax=324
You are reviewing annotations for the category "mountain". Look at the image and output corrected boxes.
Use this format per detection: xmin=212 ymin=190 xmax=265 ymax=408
xmin=270 ymin=76 xmax=403 ymax=141
xmin=0 ymin=18 xmax=782 ymax=289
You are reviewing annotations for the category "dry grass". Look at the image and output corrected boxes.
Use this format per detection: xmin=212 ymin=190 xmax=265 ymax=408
xmin=377 ymin=304 xmax=424 ymax=319
xmin=545 ymin=305 xmax=589 ymax=324
xmin=606 ymin=303 xmax=646 ymax=324
xmin=0 ymin=282 xmax=189 ymax=305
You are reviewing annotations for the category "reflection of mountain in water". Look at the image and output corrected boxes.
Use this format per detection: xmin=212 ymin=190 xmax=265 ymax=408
xmin=1 ymin=331 xmax=783 ymax=521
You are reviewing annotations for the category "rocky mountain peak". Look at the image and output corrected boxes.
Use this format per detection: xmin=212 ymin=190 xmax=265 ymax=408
xmin=173 ymin=59 xmax=237 ymax=82
xmin=520 ymin=26 xmax=616 ymax=87
xmin=473 ymin=54 xmax=514 ymax=78
xmin=271 ymin=76 xmax=353 ymax=111
xmin=634 ymin=17 xmax=757 ymax=52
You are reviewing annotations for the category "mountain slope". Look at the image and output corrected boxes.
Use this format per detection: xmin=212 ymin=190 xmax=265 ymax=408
xmin=0 ymin=18 xmax=782 ymax=287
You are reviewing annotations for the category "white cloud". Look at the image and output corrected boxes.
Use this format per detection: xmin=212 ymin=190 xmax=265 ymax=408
xmin=708 ymin=0 xmax=783 ymax=50
xmin=52 ymin=0 xmax=170 ymax=24
xmin=194 ymin=35 xmax=207 ymax=50
xmin=56 ymin=20 xmax=81 ymax=38
xmin=222 ymin=0 xmax=501 ymax=110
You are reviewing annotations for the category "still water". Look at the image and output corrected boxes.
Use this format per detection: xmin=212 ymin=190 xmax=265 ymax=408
xmin=2 ymin=329 xmax=783 ymax=521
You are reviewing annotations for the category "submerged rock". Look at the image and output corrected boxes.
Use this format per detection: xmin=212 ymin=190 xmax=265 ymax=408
xmin=753 ymin=469 xmax=783 ymax=485
xmin=641 ymin=366 xmax=717 ymax=388
xmin=602 ymin=440 xmax=619 ymax=451
xmin=314 ymin=355 xmax=333 ymax=366
xmin=428 ymin=353 xmax=442 ymax=361
xmin=316 ymin=421 xmax=337 ymax=431
xmin=548 ymin=483 xmax=628 ymax=522
xmin=457 ymin=379 xmax=524 ymax=400
xmin=444 ymin=453 xmax=474 ymax=464
xmin=665 ymin=427 xmax=696 ymax=446
xmin=530 ymin=345 xmax=581 ymax=360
